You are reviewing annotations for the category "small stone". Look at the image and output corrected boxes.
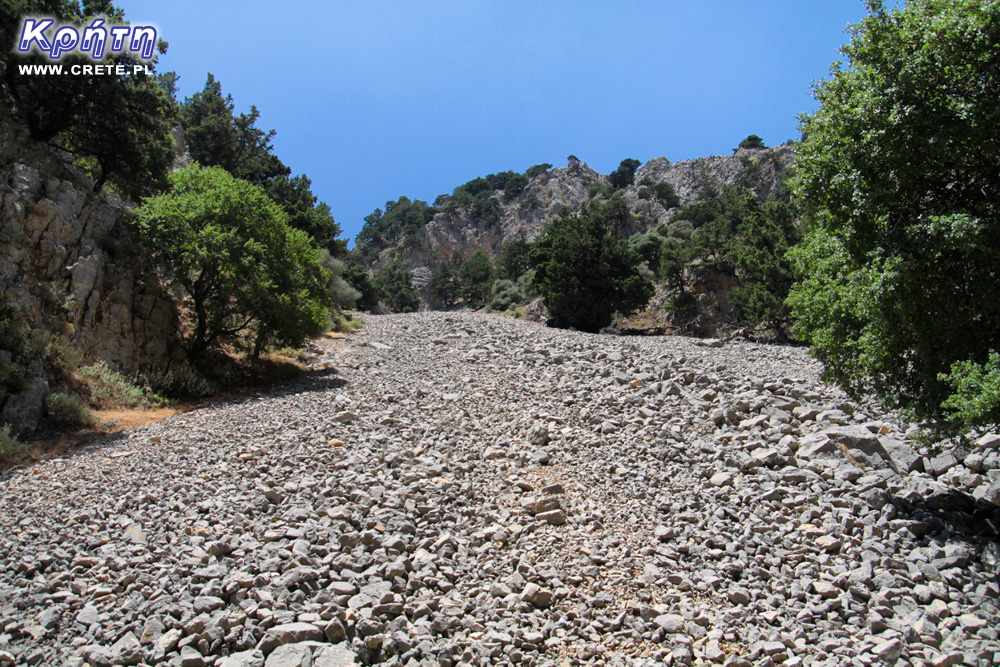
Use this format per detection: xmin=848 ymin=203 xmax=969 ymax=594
xmin=812 ymin=581 xmax=840 ymax=599
xmin=815 ymin=535 xmax=842 ymax=551
xmin=536 ymin=509 xmax=566 ymax=526
xmin=654 ymin=614 xmax=685 ymax=633
xmin=333 ymin=411 xmax=359 ymax=423
xmin=872 ymin=638 xmax=902 ymax=664
xmin=520 ymin=583 xmax=553 ymax=608
xmin=728 ymin=588 xmax=750 ymax=605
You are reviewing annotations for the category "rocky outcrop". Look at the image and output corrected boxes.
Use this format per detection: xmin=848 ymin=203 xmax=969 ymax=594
xmin=362 ymin=146 xmax=794 ymax=276
xmin=0 ymin=108 xmax=184 ymax=432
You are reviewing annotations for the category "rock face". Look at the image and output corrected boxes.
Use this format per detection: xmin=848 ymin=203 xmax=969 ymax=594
xmin=362 ymin=147 xmax=792 ymax=273
xmin=0 ymin=108 xmax=184 ymax=429
xmin=360 ymin=148 xmax=793 ymax=330
xmin=1 ymin=312 xmax=997 ymax=667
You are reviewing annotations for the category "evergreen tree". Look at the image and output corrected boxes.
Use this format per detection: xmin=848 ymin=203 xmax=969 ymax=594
xmin=459 ymin=251 xmax=494 ymax=308
xmin=530 ymin=207 xmax=653 ymax=332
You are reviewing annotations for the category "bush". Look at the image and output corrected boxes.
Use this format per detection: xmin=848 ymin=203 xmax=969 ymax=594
xmin=46 ymin=392 xmax=96 ymax=428
xmin=489 ymin=279 xmax=522 ymax=311
xmin=78 ymin=361 xmax=163 ymax=410
xmin=0 ymin=424 xmax=27 ymax=464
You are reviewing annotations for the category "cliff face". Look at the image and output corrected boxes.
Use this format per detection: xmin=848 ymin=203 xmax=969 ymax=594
xmin=0 ymin=111 xmax=183 ymax=377
xmin=359 ymin=145 xmax=794 ymax=274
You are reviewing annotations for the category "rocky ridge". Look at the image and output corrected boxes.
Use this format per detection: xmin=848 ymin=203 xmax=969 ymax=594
xmin=1 ymin=312 xmax=998 ymax=667
xmin=363 ymin=147 xmax=794 ymax=277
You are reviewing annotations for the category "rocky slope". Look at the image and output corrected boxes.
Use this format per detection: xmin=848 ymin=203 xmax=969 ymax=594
xmin=361 ymin=147 xmax=794 ymax=278
xmin=0 ymin=108 xmax=185 ymax=434
xmin=1 ymin=312 xmax=998 ymax=667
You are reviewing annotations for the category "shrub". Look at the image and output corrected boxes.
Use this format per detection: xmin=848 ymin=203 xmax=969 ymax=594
xmin=78 ymin=361 xmax=163 ymax=410
xmin=489 ymin=279 xmax=522 ymax=311
xmin=0 ymin=424 xmax=27 ymax=464
xmin=46 ymin=392 xmax=96 ymax=428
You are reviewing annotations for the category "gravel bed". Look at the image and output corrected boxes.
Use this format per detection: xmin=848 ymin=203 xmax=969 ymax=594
xmin=1 ymin=312 xmax=998 ymax=667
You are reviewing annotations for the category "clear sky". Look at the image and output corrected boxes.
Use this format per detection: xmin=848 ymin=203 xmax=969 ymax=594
xmin=120 ymin=1 xmax=868 ymax=245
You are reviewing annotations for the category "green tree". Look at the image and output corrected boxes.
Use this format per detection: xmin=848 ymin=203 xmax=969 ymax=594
xmin=496 ymin=237 xmax=532 ymax=280
xmin=263 ymin=174 xmax=345 ymax=254
xmin=608 ymin=158 xmax=641 ymax=190
xmin=736 ymin=134 xmax=767 ymax=151
xmin=530 ymin=207 xmax=653 ymax=332
xmin=179 ymin=74 xmax=287 ymax=184
xmin=459 ymin=250 xmax=494 ymax=308
xmin=788 ymin=0 xmax=1000 ymax=429
xmin=179 ymin=74 xmax=342 ymax=251
xmin=343 ymin=263 xmax=379 ymax=311
xmin=427 ymin=261 xmax=460 ymax=308
xmin=132 ymin=165 xmax=331 ymax=359
xmin=727 ymin=192 xmax=800 ymax=337
xmin=375 ymin=262 xmax=420 ymax=313
xmin=1 ymin=1 xmax=175 ymax=198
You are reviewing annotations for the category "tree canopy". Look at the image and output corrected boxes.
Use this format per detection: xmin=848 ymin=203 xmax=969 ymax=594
xmin=1 ymin=0 xmax=175 ymax=198
xmin=132 ymin=165 xmax=331 ymax=359
xmin=789 ymin=0 xmax=1000 ymax=430
xmin=530 ymin=206 xmax=653 ymax=332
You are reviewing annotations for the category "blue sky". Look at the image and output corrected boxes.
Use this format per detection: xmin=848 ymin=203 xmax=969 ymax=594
xmin=121 ymin=1 xmax=868 ymax=245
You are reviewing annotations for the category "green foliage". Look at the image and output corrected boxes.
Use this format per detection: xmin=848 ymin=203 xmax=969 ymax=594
xmin=727 ymin=191 xmax=800 ymax=335
xmin=179 ymin=75 xmax=342 ymax=252
xmin=132 ymin=164 xmax=332 ymax=359
xmin=375 ymin=262 xmax=420 ymax=313
xmin=789 ymin=0 xmax=1000 ymax=427
xmin=355 ymin=197 xmax=434 ymax=260
xmin=652 ymin=181 xmax=681 ymax=209
xmin=23 ymin=329 xmax=82 ymax=382
xmin=637 ymin=187 xmax=652 ymax=200
xmin=320 ymin=251 xmax=361 ymax=311
xmin=0 ymin=1 xmax=175 ymax=198
xmin=530 ymin=207 xmax=653 ymax=332
xmin=489 ymin=279 xmax=522 ymax=311
xmin=342 ymin=264 xmax=379 ymax=311
xmin=180 ymin=74 xmax=287 ymax=184
xmin=736 ymin=134 xmax=767 ymax=151
xmin=665 ymin=219 xmax=694 ymax=241
xmin=496 ymin=238 xmax=532 ymax=280
xmin=459 ymin=250 xmax=494 ymax=308
xmin=627 ymin=233 xmax=663 ymax=272
xmin=427 ymin=261 xmax=460 ymax=308
xmin=608 ymin=158 xmax=641 ymax=190
xmin=502 ymin=173 xmax=528 ymax=201
xmin=526 ymin=163 xmax=552 ymax=180
xmin=0 ymin=424 xmax=27 ymax=464
xmin=78 ymin=360 xmax=163 ymax=409
xmin=45 ymin=392 xmax=96 ymax=428
xmin=265 ymin=174 xmax=345 ymax=254
xmin=940 ymin=352 xmax=1000 ymax=430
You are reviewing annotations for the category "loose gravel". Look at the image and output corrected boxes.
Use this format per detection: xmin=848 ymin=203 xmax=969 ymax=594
xmin=1 ymin=312 xmax=998 ymax=667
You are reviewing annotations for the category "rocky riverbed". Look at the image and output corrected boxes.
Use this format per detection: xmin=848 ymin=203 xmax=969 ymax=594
xmin=1 ymin=312 xmax=999 ymax=667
